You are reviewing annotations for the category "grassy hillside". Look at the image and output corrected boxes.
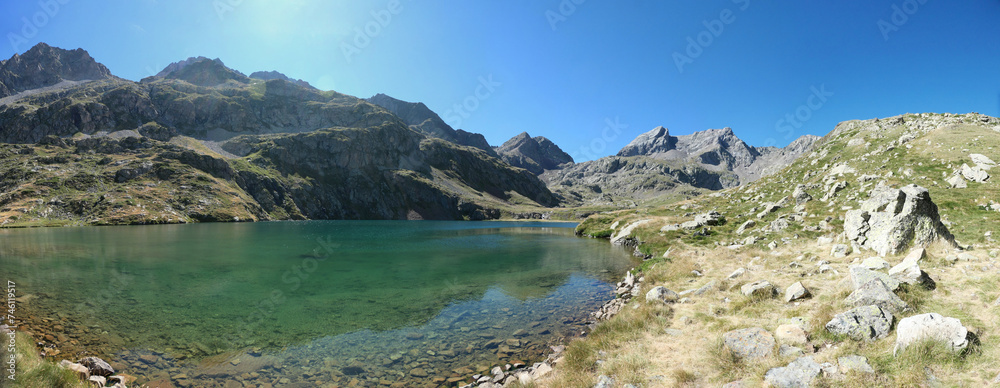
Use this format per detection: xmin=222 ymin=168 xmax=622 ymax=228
xmin=540 ymin=113 xmax=1000 ymax=387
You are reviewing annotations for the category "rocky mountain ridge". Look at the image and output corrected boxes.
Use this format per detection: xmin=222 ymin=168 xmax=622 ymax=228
xmin=0 ymin=43 xmax=558 ymax=225
xmin=365 ymin=93 xmax=495 ymax=155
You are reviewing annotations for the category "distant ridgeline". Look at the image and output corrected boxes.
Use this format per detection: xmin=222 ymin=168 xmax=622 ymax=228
xmin=0 ymin=43 xmax=817 ymax=226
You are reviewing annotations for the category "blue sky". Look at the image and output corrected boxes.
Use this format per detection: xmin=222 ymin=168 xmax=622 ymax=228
xmin=2 ymin=1 xmax=999 ymax=161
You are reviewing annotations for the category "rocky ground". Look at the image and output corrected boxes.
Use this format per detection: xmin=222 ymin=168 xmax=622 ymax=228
xmin=526 ymin=112 xmax=1000 ymax=387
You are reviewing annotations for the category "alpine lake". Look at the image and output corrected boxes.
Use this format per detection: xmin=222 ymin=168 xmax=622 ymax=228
xmin=1 ymin=221 xmax=636 ymax=387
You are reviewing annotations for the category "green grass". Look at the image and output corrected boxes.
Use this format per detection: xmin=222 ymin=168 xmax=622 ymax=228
xmin=0 ymin=333 xmax=88 ymax=388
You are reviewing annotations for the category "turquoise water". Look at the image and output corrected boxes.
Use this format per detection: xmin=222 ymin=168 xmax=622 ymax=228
xmin=1 ymin=221 xmax=634 ymax=386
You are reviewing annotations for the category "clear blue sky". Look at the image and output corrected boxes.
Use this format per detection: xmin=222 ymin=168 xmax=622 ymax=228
xmin=2 ymin=1 xmax=999 ymax=161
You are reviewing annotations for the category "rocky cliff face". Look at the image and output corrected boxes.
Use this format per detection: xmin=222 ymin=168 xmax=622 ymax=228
xmin=0 ymin=43 xmax=112 ymax=98
xmin=495 ymin=132 xmax=574 ymax=175
xmin=366 ymin=93 xmax=495 ymax=155
xmin=249 ymin=70 xmax=316 ymax=89
xmin=0 ymin=43 xmax=559 ymax=225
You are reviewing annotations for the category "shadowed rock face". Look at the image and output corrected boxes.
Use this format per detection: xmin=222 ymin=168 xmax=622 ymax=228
xmin=844 ymin=184 xmax=955 ymax=256
xmin=0 ymin=43 xmax=113 ymax=98
xmin=366 ymin=93 xmax=496 ymax=155
xmin=496 ymin=132 xmax=574 ymax=175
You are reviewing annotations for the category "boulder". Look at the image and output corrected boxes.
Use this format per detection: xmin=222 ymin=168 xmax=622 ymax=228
xmin=961 ymin=163 xmax=989 ymax=182
xmin=611 ymin=219 xmax=651 ymax=245
xmin=861 ymin=257 xmax=890 ymax=270
xmin=894 ymin=313 xmax=970 ymax=356
xmin=792 ymin=185 xmax=812 ymax=205
xmin=735 ymin=220 xmax=756 ymax=234
xmin=844 ymin=279 xmax=909 ymax=313
xmin=694 ymin=211 xmax=725 ymax=226
xmin=970 ymin=153 xmax=996 ymax=169
xmin=645 ymin=286 xmax=679 ymax=304
xmin=764 ymin=356 xmax=822 ymax=388
xmin=946 ymin=174 xmax=967 ymax=188
xmin=825 ymin=305 xmax=894 ymax=341
xmin=88 ymin=376 xmax=107 ymax=387
xmin=770 ymin=218 xmax=790 ymax=232
xmin=723 ymin=327 xmax=776 ymax=360
xmin=78 ymin=357 xmax=115 ymax=377
xmin=784 ymin=282 xmax=811 ymax=303
xmin=849 ymin=265 xmax=900 ymax=291
xmin=837 ymin=355 xmax=875 ymax=374
xmin=817 ymin=236 xmax=834 ymax=246
xmin=59 ymin=360 xmax=90 ymax=380
xmin=775 ymin=324 xmax=809 ymax=345
xmin=844 ymin=185 xmax=954 ymax=256
xmin=821 ymin=181 xmax=847 ymax=202
xmin=727 ymin=268 xmax=746 ymax=279
xmin=831 ymin=244 xmax=852 ymax=258
xmin=741 ymin=280 xmax=777 ymax=299
xmin=888 ymin=258 xmax=933 ymax=288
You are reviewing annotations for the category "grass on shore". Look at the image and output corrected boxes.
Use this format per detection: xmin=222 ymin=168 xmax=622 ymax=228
xmin=1 ymin=332 xmax=88 ymax=388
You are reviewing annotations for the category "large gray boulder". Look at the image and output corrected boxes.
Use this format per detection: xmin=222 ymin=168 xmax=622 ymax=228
xmin=825 ymin=305 xmax=895 ymax=341
xmin=845 ymin=279 xmax=909 ymax=313
xmin=723 ymin=327 xmax=776 ymax=360
xmin=764 ymin=356 xmax=823 ymax=388
xmin=792 ymin=185 xmax=813 ymax=205
xmin=849 ymin=266 xmax=901 ymax=291
xmin=894 ymin=313 xmax=970 ymax=356
xmin=844 ymin=184 xmax=954 ymax=256
xmin=78 ymin=357 xmax=115 ymax=377
xmin=645 ymin=286 xmax=679 ymax=304
xmin=741 ymin=280 xmax=778 ymax=299
xmin=610 ymin=219 xmax=652 ymax=245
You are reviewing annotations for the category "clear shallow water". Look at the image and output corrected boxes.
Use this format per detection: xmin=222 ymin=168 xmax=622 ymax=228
xmin=1 ymin=221 xmax=634 ymax=387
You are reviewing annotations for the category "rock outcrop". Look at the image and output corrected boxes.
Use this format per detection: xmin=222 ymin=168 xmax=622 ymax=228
xmin=844 ymin=184 xmax=954 ymax=256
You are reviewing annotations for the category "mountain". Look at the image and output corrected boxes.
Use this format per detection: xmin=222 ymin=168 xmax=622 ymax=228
xmin=618 ymin=126 xmax=821 ymax=183
xmin=159 ymin=57 xmax=251 ymax=87
xmin=0 ymin=43 xmax=558 ymax=226
xmin=249 ymin=70 xmax=316 ymax=89
xmin=495 ymin=132 xmax=574 ymax=175
xmin=365 ymin=93 xmax=496 ymax=155
xmin=543 ymin=127 xmax=817 ymax=206
xmin=0 ymin=42 xmax=112 ymax=98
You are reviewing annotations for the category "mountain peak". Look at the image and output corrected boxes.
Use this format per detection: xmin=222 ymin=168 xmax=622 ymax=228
xmin=496 ymin=132 xmax=573 ymax=174
xmin=249 ymin=70 xmax=316 ymax=89
xmin=617 ymin=126 xmax=677 ymax=157
xmin=158 ymin=57 xmax=250 ymax=87
xmin=0 ymin=42 xmax=112 ymax=98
